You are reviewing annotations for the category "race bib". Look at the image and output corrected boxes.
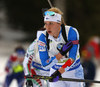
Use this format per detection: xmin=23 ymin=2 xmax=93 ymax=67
xmin=38 ymin=41 xmax=46 ymax=51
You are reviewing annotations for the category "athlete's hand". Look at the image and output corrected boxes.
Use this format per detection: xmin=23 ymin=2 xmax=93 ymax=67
xmin=26 ymin=80 xmax=33 ymax=87
xmin=57 ymin=41 xmax=73 ymax=56
xmin=25 ymin=75 xmax=33 ymax=87
xmin=49 ymin=69 xmax=62 ymax=82
xmin=55 ymin=53 xmax=63 ymax=61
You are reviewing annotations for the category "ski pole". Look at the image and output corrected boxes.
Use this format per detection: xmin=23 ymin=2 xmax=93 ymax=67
xmin=25 ymin=75 xmax=100 ymax=84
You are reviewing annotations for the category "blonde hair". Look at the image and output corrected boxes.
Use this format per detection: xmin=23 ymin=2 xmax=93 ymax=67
xmin=47 ymin=7 xmax=66 ymax=25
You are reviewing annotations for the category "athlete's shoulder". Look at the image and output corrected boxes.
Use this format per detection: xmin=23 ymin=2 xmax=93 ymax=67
xmin=65 ymin=25 xmax=77 ymax=31
xmin=38 ymin=30 xmax=47 ymax=42
xmin=65 ymin=25 xmax=71 ymax=29
xmin=41 ymin=30 xmax=47 ymax=36
xmin=67 ymin=26 xmax=79 ymax=41
xmin=64 ymin=25 xmax=71 ymax=33
xmin=65 ymin=25 xmax=78 ymax=33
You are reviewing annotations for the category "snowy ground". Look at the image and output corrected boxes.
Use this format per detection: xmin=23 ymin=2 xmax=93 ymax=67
xmin=0 ymin=40 xmax=100 ymax=87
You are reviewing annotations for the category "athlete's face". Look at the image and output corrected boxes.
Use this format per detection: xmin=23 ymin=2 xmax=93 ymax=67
xmin=44 ymin=21 xmax=61 ymax=38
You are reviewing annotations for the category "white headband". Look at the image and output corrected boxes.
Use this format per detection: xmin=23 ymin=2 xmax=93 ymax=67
xmin=44 ymin=13 xmax=61 ymax=23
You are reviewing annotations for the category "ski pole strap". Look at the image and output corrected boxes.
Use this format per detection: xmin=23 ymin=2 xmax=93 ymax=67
xmin=25 ymin=75 xmax=100 ymax=84
xmin=71 ymin=40 xmax=79 ymax=44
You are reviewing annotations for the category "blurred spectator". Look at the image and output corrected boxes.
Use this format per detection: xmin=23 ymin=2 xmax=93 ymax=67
xmin=86 ymin=36 xmax=100 ymax=60
xmin=3 ymin=46 xmax=25 ymax=87
xmin=81 ymin=37 xmax=97 ymax=87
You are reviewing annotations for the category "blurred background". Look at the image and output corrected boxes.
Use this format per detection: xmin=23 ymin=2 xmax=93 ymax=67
xmin=0 ymin=0 xmax=100 ymax=87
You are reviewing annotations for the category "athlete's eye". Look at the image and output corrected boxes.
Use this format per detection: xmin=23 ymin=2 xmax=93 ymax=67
xmin=49 ymin=22 xmax=53 ymax=25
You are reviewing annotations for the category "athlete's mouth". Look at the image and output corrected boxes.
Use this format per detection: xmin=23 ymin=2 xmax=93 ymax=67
xmin=48 ymin=31 xmax=51 ymax=34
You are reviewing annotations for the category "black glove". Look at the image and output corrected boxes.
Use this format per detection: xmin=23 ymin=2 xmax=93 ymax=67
xmin=49 ymin=69 xmax=62 ymax=82
xmin=26 ymin=80 xmax=33 ymax=87
xmin=25 ymin=75 xmax=33 ymax=87
xmin=57 ymin=41 xmax=73 ymax=56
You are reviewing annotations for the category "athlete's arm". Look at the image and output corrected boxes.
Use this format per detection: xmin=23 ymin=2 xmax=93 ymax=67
xmin=59 ymin=27 xmax=79 ymax=73
xmin=38 ymin=34 xmax=58 ymax=70
xmin=68 ymin=27 xmax=79 ymax=60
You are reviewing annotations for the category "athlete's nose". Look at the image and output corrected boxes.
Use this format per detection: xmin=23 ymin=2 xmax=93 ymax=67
xmin=46 ymin=24 xmax=50 ymax=30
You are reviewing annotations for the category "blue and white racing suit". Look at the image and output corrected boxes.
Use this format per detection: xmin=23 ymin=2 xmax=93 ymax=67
xmin=38 ymin=25 xmax=85 ymax=87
